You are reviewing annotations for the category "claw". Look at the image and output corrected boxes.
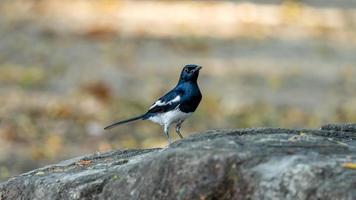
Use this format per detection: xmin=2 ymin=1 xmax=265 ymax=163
xmin=175 ymin=121 xmax=184 ymax=139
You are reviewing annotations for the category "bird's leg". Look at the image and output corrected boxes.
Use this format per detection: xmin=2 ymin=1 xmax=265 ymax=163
xmin=175 ymin=120 xmax=184 ymax=139
xmin=164 ymin=125 xmax=173 ymax=144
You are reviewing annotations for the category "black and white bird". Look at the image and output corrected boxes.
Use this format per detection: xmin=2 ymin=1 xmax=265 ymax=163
xmin=104 ymin=64 xmax=202 ymax=144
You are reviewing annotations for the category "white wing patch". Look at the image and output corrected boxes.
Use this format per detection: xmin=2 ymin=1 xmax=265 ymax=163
xmin=149 ymin=100 xmax=165 ymax=109
xmin=149 ymin=95 xmax=181 ymax=109
xmin=170 ymin=95 xmax=181 ymax=103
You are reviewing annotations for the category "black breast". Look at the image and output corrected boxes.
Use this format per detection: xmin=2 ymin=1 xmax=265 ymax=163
xmin=178 ymin=83 xmax=202 ymax=113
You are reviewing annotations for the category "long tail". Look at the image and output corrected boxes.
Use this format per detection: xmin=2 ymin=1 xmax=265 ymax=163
xmin=104 ymin=114 xmax=145 ymax=130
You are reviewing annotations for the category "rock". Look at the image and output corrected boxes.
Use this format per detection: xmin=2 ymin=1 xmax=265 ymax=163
xmin=321 ymin=123 xmax=356 ymax=133
xmin=1 ymin=124 xmax=356 ymax=200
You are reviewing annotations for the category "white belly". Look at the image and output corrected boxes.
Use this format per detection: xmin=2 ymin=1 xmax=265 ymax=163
xmin=148 ymin=109 xmax=191 ymax=126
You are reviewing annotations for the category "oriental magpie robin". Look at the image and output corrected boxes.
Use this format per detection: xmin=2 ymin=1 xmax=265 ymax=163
xmin=104 ymin=64 xmax=202 ymax=144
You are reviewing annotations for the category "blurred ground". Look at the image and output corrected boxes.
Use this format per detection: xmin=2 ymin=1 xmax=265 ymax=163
xmin=0 ymin=0 xmax=355 ymax=181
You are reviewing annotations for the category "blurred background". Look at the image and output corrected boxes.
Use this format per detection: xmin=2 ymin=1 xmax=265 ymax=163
xmin=0 ymin=0 xmax=355 ymax=181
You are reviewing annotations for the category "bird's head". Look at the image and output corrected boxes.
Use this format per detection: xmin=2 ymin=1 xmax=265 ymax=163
xmin=179 ymin=64 xmax=202 ymax=83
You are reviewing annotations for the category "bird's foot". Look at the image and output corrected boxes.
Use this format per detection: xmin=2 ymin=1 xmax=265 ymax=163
xmin=168 ymin=138 xmax=173 ymax=145
xmin=176 ymin=131 xmax=183 ymax=139
xmin=175 ymin=123 xmax=184 ymax=139
xmin=162 ymin=139 xmax=173 ymax=148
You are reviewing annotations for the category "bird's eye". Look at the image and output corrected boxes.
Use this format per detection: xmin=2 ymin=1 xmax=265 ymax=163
xmin=184 ymin=68 xmax=189 ymax=72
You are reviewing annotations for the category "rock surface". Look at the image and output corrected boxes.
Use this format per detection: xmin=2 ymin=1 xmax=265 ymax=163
xmin=1 ymin=124 xmax=356 ymax=200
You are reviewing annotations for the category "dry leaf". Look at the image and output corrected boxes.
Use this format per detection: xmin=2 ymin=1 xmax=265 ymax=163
xmin=342 ymin=163 xmax=356 ymax=169
xmin=76 ymin=160 xmax=92 ymax=167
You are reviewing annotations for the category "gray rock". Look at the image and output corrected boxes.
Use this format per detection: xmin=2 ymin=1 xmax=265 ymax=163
xmin=321 ymin=123 xmax=356 ymax=133
xmin=1 ymin=124 xmax=356 ymax=200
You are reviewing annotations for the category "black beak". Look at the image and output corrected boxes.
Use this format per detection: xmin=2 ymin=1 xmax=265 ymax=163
xmin=193 ymin=66 xmax=202 ymax=72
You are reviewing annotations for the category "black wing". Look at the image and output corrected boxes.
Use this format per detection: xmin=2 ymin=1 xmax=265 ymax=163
xmin=144 ymin=89 xmax=183 ymax=116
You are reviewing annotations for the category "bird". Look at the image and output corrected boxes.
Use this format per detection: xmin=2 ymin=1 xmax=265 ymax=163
xmin=104 ymin=64 xmax=202 ymax=144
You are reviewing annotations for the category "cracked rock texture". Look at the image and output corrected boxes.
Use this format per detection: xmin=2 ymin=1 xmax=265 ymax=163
xmin=1 ymin=124 xmax=356 ymax=200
